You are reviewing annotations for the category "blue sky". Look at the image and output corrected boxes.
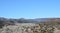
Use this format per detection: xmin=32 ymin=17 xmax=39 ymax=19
xmin=0 ymin=0 xmax=60 ymax=19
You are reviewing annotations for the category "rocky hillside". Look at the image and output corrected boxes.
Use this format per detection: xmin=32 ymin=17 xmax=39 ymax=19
xmin=0 ymin=17 xmax=60 ymax=33
xmin=0 ymin=23 xmax=60 ymax=33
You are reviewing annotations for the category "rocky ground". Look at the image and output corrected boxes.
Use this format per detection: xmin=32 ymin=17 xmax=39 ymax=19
xmin=0 ymin=23 xmax=60 ymax=33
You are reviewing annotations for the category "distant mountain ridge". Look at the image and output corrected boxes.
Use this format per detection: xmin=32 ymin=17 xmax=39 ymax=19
xmin=0 ymin=17 xmax=60 ymax=28
xmin=0 ymin=17 xmax=60 ymax=23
